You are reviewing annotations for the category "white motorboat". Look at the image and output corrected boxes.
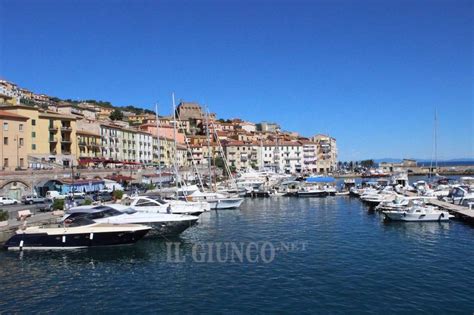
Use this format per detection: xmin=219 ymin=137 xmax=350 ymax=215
xmin=443 ymin=186 xmax=474 ymax=206
xmin=297 ymin=186 xmax=328 ymax=197
xmin=186 ymin=190 xmax=244 ymax=209
xmin=65 ymin=205 xmax=198 ymax=236
xmin=360 ymin=187 xmax=398 ymax=206
xmin=3 ymin=217 xmax=150 ymax=250
xmin=383 ymin=204 xmax=453 ymax=222
xmin=176 ymin=184 xmax=200 ymax=197
xmin=122 ymin=196 xmax=209 ymax=216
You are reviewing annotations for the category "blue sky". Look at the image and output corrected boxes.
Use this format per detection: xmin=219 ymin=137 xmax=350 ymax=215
xmin=0 ymin=0 xmax=472 ymax=160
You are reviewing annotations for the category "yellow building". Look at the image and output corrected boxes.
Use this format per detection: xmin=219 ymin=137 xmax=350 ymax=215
xmin=0 ymin=105 xmax=78 ymax=167
xmin=0 ymin=110 xmax=29 ymax=170
xmin=77 ymin=130 xmax=101 ymax=164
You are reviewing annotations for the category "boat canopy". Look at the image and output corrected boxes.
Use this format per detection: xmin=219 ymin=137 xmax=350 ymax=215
xmin=306 ymin=177 xmax=335 ymax=183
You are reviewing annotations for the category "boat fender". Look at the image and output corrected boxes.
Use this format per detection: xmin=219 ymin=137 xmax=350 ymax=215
xmin=403 ymin=212 xmax=406 ymax=217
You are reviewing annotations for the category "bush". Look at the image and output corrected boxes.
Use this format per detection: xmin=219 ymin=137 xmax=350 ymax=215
xmin=112 ymin=190 xmax=124 ymax=200
xmin=52 ymin=199 xmax=65 ymax=210
xmin=145 ymin=183 xmax=155 ymax=190
xmin=0 ymin=210 xmax=9 ymax=221
xmin=83 ymin=199 xmax=93 ymax=205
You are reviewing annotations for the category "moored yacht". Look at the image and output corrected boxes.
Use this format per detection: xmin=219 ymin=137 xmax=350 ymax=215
xmin=65 ymin=205 xmax=199 ymax=236
xmin=123 ymin=196 xmax=209 ymax=216
xmin=382 ymin=204 xmax=453 ymax=222
xmin=3 ymin=217 xmax=150 ymax=250
xmin=186 ymin=190 xmax=244 ymax=209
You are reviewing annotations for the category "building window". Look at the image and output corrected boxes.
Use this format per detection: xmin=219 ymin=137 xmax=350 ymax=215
xmin=3 ymin=158 xmax=8 ymax=167
xmin=20 ymin=158 xmax=24 ymax=168
xmin=3 ymin=122 xmax=8 ymax=131
xmin=19 ymin=138 xmax=24 ymax=146
xmin=19 ymin=124 xmax=23 ymax=131
xmin=3 ymin=137 xmax=8 ymax=145
xmin=32 ymin=144 xmax=36 ymax=150
xmin=32 ymin=119 xmax=36 ymax=126
xmin=32 ymin=131 xmax=36 ymax=138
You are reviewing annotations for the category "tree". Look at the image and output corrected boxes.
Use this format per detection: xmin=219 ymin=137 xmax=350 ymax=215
xmin=360 ymin=159 xmax=375 ymax=168
xmin=110 ymin=109 xmax=124 ymax=121
xmin=214 ymin=157 xmax=225 ymax=170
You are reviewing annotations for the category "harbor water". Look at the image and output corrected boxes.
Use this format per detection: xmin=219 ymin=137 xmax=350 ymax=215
xmin=1 ymin=196 xmax=473 ymax=313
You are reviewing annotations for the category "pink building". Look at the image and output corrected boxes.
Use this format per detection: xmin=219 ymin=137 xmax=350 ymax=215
xmin=139 ymin=124 xmax=185 ymax=144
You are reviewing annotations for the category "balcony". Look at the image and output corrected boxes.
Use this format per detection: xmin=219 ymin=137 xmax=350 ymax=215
xmin=61 ymin=126 xmax=72 ymax=132
xmin=49 ymin=137 xmax=58 ymax=143
xmin=49 ymin=126 xmax=58 ymax=131
xmin=61 ymin=138 xmax=72 ymax=143
xmin=63 ymin=151 xmax=71 ymax=155
xmin=79 ymin=141 xmax=87 ymax=146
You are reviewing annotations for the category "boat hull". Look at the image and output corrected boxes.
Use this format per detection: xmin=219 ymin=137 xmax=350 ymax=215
xmin=147 ymin=219 xmax=198 ymax=236
xmin=383 ymin=211 xmax=451 ymax=222
xmin=297 ymin=191 xmax=328 ymax=197
xmin=4 ymin=229 xmax=150 ymax=250
xmin=208 ymin=198 xmax=244 ymax=210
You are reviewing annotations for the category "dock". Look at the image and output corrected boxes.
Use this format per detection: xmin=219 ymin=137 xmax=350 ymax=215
xmin=405 ymin=191 xmax=474 ymax=223
xmin=0 ymin=213 xmax=60 ymax=244
xmin=426 ymin=199 xmax=474 ymax=223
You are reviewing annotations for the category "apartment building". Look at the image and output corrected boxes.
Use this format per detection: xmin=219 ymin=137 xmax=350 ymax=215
xmin=313 ymin=134 xmax=338 ymax=173
xmin=77 ymin=130 xmax=101 ymax=164
xmin=0 ymin=110 xmax=29 ymax=170
xmin=279 ymin=141 xmax=303 ymax=173
xmin=0 ymin=80 xmax=21 ymax=105
xmin=121 ymin=128 xmax=136 ymax=162
xmin=0 ymin=105 xmax=78 ymax=166
xmin=100 ymin=123 xmax=123 ymax=161
xmin=256 ymin=121 xmax=281 ymax=133
xmin=135 ymin=131 xmax=153 ymax=164
xmin=300 ymin=140 xmax=318 ymax=173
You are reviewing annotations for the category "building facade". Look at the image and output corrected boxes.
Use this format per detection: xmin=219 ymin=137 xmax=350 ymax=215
xmin=0 ymin=110 xmax=29 ymax=170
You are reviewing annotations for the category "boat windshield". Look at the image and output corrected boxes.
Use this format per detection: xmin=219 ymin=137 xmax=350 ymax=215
xmin=66 ymin=208 xmax=122 ymax=221
xmin=67 ymin=217 xmax=95 ymax=227
xmin=148 ymin=197 xmax=167 ymax=205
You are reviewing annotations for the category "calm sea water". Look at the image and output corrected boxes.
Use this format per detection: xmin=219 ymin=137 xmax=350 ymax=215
xmin=1 ymin=196 xmax=473 ymax=314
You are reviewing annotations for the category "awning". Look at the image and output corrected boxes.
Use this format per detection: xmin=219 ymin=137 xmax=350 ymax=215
xmin=306 ymin=176 xmax=335 ymax=183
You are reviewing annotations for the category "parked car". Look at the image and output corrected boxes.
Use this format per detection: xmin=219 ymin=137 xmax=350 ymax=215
xmin=0 ymin=196 xmax=19 ymax=205
xmin=36 ymin=200 xmax=53 ymax=212
xmin=93 ymin=192 xmax=113 ymax=202
xmin=21 ymin=195 xmax=46 ymax=205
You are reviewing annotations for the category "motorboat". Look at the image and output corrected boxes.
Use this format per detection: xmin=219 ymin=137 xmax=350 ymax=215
xmin=443 ymin=186 xmax=474 ymax=206
xmin=64 ymin=205 xmax=198 ymax=237
xmin=297 ymin=186 xmax=328 ymax=197
xmin=186 ymin=190 xmax=244 ymax=209
xmin=176 ymin=184 xmax=200 ymax=197
xmin=122 ymin=196 xmax=209 ymax=216
xmin=3 ymin=217 xmax=150 ymax=250
xmin=360 ymin=187 xmax=398 ymax=206
xmin=376 ymin=196 xmax=411 ymax=211
xmin=383 ymin=204 xmax=453 ymax=222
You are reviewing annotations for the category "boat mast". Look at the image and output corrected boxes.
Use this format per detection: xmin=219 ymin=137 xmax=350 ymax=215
xmin=155 ymin=103 xmax=162 ymax=191
xmin=205 ymin=107 xmax=212 ymax=191
xmin=434 ymin=108 xmax=438 ymax=173
xmin=172 ymin=93 xmax=179 ymax=191
xmin=429 ymin=108 xmax=438 ymax=178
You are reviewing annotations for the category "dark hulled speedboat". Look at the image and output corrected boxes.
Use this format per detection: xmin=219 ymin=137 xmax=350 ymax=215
xmin=3 ymin=217 xmax=151 ymax=250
